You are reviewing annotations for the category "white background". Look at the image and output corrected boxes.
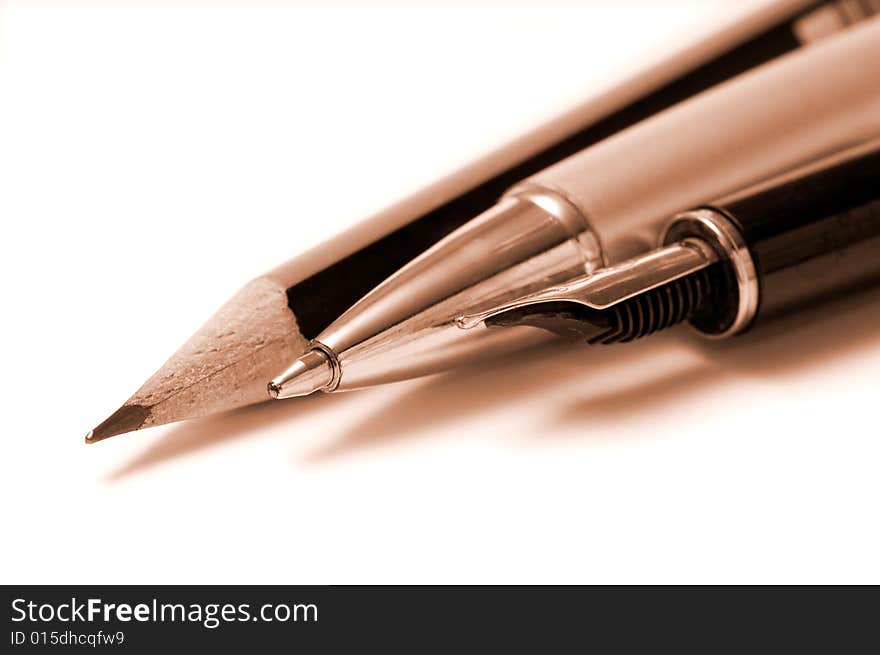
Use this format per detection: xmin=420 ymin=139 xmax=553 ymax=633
xmin=2 ymin=1 xmax=878 ymax=584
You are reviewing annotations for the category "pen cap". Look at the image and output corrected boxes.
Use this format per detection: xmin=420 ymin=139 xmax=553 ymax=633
xmin=666 ymin=141 xmax=880 ymax=336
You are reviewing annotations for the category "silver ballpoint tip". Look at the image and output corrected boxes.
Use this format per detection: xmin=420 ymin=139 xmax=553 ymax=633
xmin=268 ymin=348 xmax=335 ymax=399
xmin=266 ymin=381 xmax=283 ymax=399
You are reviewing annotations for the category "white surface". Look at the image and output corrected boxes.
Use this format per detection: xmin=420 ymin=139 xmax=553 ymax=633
xmin=2 ymin=1 xmax=879 ymax=585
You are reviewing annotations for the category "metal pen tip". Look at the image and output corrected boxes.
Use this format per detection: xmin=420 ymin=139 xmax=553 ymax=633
xmin=268 ymin=348 xmax=335 ymax=399
xmin=266 ymin=381 xmax=282 ymax=399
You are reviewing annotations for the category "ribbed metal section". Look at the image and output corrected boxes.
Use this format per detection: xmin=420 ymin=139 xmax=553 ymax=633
xmin=590 ymin=265 xmax=726 ymax=344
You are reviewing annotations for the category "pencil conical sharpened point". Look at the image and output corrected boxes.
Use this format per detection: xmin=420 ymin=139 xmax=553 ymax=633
xmin=269 ymin=349 xmax=335 ymax=399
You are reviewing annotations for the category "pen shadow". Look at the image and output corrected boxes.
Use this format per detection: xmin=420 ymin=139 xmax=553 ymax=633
xmin=298 ymin=336 xmax=658 ymax=463
xmin=560 ymin=283 xmax=880 ymax=427
xmin=302 ymin=284 xmax=880 ymax=463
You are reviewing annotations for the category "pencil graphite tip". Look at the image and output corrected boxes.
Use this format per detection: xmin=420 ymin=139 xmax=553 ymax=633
xmin=85 ymin=403 xmax=151 ymax=444
xmin=268 ymin=348 xmax=335 ymax=399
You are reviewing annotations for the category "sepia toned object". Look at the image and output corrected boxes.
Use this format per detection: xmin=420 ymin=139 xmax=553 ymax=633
xmin=270 ymin=17 xmax=880 ymax=399
xmin=88 ymin=0 xmax=870 ymax=442
xmin=461 ymin=141 xmax=880 ymax=345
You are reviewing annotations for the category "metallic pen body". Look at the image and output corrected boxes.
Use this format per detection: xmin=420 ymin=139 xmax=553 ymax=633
xmin=270 ymin=17 xmax=880 ymax=398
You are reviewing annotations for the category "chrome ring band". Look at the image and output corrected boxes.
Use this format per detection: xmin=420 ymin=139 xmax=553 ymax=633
xmin=663 ymin=208 xmax=759 ymax=338
xmin=310 ymin=340 xmax=343 ymax=392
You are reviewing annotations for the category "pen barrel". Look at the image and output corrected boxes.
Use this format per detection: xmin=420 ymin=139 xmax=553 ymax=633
xmin=712 ymin=144 xmax=880 ymax=329
xmin=520 ymin=16 xmax=880 ymax=265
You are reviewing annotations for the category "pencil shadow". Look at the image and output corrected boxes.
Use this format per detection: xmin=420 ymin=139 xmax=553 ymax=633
xmin=303 ymin=285 xmax=880 ymax=462
xmin=104 ymin=392 xmax=336 ymax=481
xmin=106 ymin=285 xmax=880 ymax=474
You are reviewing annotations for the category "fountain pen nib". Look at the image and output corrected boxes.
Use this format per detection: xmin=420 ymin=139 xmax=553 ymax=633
xmin=268 ymin=348 xmax=335 ymax=399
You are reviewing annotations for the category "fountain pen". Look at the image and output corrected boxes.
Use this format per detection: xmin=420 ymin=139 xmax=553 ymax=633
xmin=460 ymin=141 xmax=880 ymax=349
xmin=269 ymin=20 xmax=880 ymax=399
